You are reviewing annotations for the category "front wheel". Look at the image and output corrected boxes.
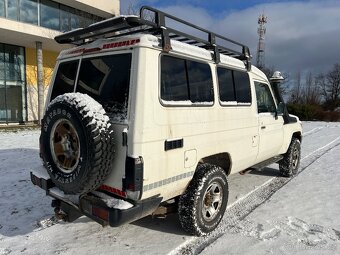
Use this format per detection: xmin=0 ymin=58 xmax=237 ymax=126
xmin=178 ymin=164 xmax=229 ymax=236
xmin=279 ymin=138 xmax=301 ymax=177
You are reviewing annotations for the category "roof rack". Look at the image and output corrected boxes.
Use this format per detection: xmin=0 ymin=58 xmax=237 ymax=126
xmin=55 ymin=6 xmax=251 ymax=70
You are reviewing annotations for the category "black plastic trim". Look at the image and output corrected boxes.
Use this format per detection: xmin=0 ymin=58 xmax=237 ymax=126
xmin=31 ymin=171 xmax=162 ymax=228
xmin=108 ymin=196 xmax=162 ymax=227
xmin=165 ymin=139 xmax=183 ymax=151
xmin=123 ymin=156 xmax=144 ymax=194
xmin=30 ymin=171 xmax=55 ymax=192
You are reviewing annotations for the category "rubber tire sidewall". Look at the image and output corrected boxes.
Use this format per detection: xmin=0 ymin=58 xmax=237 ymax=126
xmin=196 ymin=170 xmax=228 ymax=234
xmin=41 ymin=101 xmax=91 ymax=193
xmin=179 ymin=164 xmax=229 ymax=236
xmin=279 ymin=138 xmax=301 ymax=177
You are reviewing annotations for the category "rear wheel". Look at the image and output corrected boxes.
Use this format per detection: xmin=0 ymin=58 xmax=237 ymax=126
xmin=279 ymin=138 xmax=301 ymax=177
xmin=178 ymin=164 xmax=229 ymax=236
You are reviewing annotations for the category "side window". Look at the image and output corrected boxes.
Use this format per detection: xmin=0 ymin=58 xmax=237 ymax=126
xmin=76 ymin=53 xmax=132 ymax=112
xmin=51 ymin=60 xmax=79 ymax=100
xmin=187 ymin=60 xmax=214 ymax=103
xmin=217 ymin=67 xmax=251 ymax=105
xmin=160 ymin=56 xmax=188 ymax=101
xmin=234 ymin=71 xmax=251 ymax=103
xmin=161 ymin=55 xmax=213 ymax=104
xmin=217 ymin=68 xmax=235 ymax=102
xmin=255 ymin=82 xmax=276 ymax=113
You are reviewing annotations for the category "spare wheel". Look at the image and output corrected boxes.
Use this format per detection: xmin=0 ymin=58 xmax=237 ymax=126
xmin=40 ymin=93 xmax=114 ymax=194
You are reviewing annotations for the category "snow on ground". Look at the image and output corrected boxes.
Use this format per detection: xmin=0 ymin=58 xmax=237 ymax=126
xmin=201 ymin=140 xmax=340 ymax=254
xmin=0 ymin=122 xmax=340 ymax=255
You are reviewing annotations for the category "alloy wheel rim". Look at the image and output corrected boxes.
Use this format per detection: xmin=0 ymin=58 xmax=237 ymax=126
xmin=50 ymin=119 xmax=80 ymax=174
xmin=292 ymin=146 xmax=300 ymax=169
xmin=202 ymin=181 xmax=223 ymax=222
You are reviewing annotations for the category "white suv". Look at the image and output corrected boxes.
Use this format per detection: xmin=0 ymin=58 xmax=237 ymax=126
xmin=31 ymin=6 xmax=302 ymax=236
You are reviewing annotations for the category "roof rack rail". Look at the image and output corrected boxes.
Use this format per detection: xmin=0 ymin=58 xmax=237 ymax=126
xmin=55 ymin=6 xmax=251 ymax=70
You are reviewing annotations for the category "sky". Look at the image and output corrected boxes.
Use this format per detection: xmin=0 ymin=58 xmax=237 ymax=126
xmin=120 ymin=0 xmax=340 ymax=75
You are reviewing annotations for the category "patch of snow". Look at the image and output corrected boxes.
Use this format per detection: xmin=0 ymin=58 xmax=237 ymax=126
xmin=49 ymin=187 xmax=80 ymax=205
xmin=31 ymin=165 xmax=50 ymax=180
xmin=91 ymin=191 xmax=133 ymax=209
xmin=161 ymin=100 xmax=213 ymax=106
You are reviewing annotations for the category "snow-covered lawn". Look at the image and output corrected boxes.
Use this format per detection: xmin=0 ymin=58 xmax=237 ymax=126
xmin=0 ymin=122 xmax=339 ymax=255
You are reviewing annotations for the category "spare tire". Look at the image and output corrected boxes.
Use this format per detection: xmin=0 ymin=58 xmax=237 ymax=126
xmin=40 ymin=93 xmax=114 ymax=194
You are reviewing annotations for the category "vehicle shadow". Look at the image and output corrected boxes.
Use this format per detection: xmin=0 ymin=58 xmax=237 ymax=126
xmin=247 ymin=167 xmax=280 ymax=177
xmin=131 ymin=212 xmax=189 ymax=236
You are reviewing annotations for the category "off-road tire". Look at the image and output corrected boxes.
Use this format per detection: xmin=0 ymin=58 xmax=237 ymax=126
xmin=279 ymin=138 xmax=301 ymax=177
xmin=40 ymin=93 xmax=114 ymax=194
xmin=178 ymin=164 xmax=228 ymax=236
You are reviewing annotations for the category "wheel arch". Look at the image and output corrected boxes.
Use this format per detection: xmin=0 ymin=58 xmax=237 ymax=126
xmin=198 ymin=152 xmax=232 ymax=176
xmin=292 ymin=131 xmax=302 ymax=142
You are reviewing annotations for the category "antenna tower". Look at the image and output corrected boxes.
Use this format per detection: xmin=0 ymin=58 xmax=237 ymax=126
xmin=256 ymin=13 xmax=267 ymax=69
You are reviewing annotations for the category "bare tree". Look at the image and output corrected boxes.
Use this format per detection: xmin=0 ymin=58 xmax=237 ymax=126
xmin=316 ymin=64 xmax=340 ymax=109
xmin=326 ymin=64 xmax=340 ymax=107
xmin=289 ymin=71 xmax=303 ymax=103
xmin=125 ymin=0 xmax=140 ymax=15
xmin=302 ymin=72 xmax=321 ymax=105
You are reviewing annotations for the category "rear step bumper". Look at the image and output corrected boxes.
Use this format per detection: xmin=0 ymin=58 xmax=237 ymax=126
xmin=30 ymin=171 xmax=162 ymax=227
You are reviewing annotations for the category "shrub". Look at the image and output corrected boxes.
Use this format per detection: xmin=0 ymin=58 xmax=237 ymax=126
xmin=287 ymin=103 xmax=340 ymax=121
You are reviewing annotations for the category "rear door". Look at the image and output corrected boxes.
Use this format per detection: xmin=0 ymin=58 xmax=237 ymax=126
xmin=75 ymin=52 xmax=133 ymax=190
xmin=255 ymin=82 xmax=284 ymax=162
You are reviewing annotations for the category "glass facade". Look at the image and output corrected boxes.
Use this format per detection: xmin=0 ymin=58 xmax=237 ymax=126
xmin=40 ymin=0 xmax=59 ymax=30
xmin=0 ymin=0 xmax=5 ymax=17
xmin=1 ymin=0 xmax=103 ymax=31
xmin=0 ymin=43 xmax=27 ymax=123
xmin=7 ymin=0 xmax=19 ymax=21
xmin=20 ymin=0 xmax=38 ymax=25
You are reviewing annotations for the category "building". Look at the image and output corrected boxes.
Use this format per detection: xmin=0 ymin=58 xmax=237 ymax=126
xmin=0 ymin=0 xmax=119 ymax=124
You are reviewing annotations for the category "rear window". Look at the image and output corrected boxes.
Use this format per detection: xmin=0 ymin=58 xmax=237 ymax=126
xmin=76 ymin=54 xmax=132 ymax=113
xmin=51 ymin=60 xmax=79 ymax=100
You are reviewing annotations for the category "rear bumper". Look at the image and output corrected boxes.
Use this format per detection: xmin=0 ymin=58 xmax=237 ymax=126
xmin=30 ymin=171 xmax=162 ymax=227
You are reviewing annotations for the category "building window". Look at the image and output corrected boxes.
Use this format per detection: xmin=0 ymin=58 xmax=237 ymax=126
xmin=7 ymin=0 xmax=19 ymax=21
xmin=40 ymin=0 xmax=60 ymax=30
xmin=0 ymin=43 xmax=27 ymax=123
xmin=60 ymin=5 xmax=72 ymax=32
xmin=2 ymin=0 xmax=103 ymax=32
xmin=20 ymin=0 xmax=38 ymax=25
xmin=0 ymin=0 xmax=5 ymax=17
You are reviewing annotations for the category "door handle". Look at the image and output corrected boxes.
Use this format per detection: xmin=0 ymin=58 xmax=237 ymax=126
xmin=261 ymin=126 xmax=266 ymax=129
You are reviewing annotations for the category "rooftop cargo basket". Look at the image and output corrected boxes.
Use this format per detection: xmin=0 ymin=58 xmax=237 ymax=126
xmin=55 ymin=6 xmax=252 ymax=70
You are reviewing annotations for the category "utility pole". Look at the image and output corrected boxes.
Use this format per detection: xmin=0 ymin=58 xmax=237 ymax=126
xmin=256 ymin=13 xmax=267 ymax=69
